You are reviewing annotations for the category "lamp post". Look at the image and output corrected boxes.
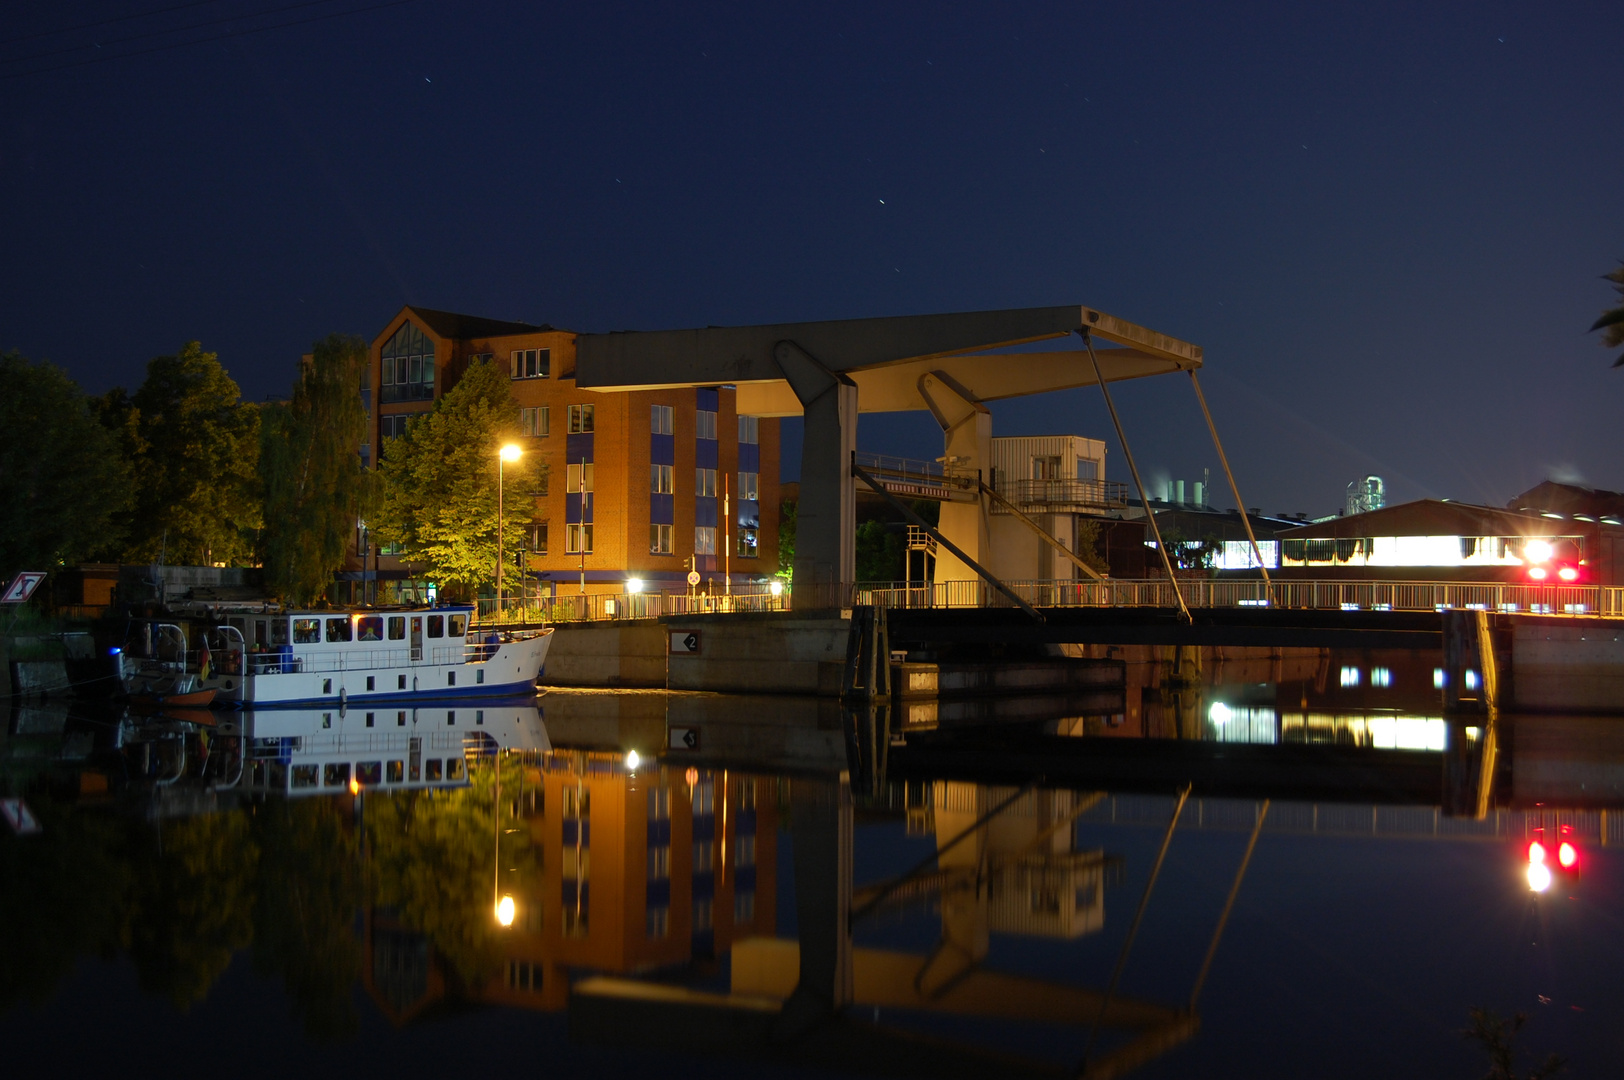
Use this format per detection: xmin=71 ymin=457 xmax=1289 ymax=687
xmin=497 ymin=443 xmax=522 ymax=618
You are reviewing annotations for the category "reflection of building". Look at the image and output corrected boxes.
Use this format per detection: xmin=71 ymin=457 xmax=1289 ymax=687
xmin=354 ymin=305 xmax=781 ymax=598
xmin=360 ymin=756 xmax=778 ymax=1019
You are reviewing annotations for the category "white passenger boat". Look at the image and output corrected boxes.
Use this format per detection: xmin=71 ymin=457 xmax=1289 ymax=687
xmin=240 ymin=701 xmax=550 ymax=797
xmin=198 ymin=607 xmax=552 ymax=707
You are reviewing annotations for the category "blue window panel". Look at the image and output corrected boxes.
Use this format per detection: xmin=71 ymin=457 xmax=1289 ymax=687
xmin=738 ymin=810 xmax=757 ymax=834
xmin=566 ymin=493 xmax=583 ymax=524
xmin=692 ymin=817 xmax=715 ymax=841
xmin=738 ymin=501 xmax=760 ymax=528
xmin=692 ymin=929 xmax=715 ymax=953
xmin=651 ymin=432 xmax=675 ymax=465
xmin=647 ymin=818 xmax=671 ymax=844
xmin=651 ymin=493 xmax=674 ymax=525
xmin=697 ymin=388 xmax=719 ymax=412
xmin=736 ymin=866 xmax=757 ymax=891
xmin=562 ymin=880 xmax=589 ymax=905
xmin=646 ymin=879 xmax=671 ymax=906
xmin=563 ymin=819 xmax=590 ymax=844
xmin=691 ymin=871 xmax=715 ymax=899
xmin=696 ymin=498 xmax=717 ymax=528
xmin=696 ymin=439 xmax=718 ymax=468
xmin=566 ymin=432 xmax=594 ymax=463
xmin=739 ymin=443 xmax=760 ymax=472
xmin=582 ymin=493 xmax=593 ymax=522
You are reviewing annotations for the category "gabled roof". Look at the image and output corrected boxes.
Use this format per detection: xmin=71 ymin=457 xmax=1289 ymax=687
xmin=404 ymin=306 xmax=554 ymax=340
xmin=1276 ymin=499 xmax=1591 ymax=539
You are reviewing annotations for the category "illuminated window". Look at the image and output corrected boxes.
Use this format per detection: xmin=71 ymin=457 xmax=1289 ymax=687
xmin=737 ymin=834 xmax=756 ymax=867
xmin=1339 ymin=666 xmax=1361 ymax=687
xmin=520 ymin=406 xmax=549 ymax=437
xmin=738 ymin=471 xmax=758 ymax=501
xmin=566 ymin=524 xmax=593 ymax=554
xmin=696 ymin=410 xmax=717 ymax=440
xmin=510 ymin=348 xmax=550 ymax=379
xmin=380 ymin=414 xmax=417 ymax=440
xmin=646 ymin=905 xmax=669 ymax=939
xmin=380 ymin=322 xmax=435 ymax=402
xmin=567 ymin=463 xmax=594 ymax=493
xmin=696 ymin=468 xmax=717 ymax=497
xmin=567 ymin=404 xmax=594 ymax=433
xmin=650 ymin=523 xmax=673 ymax=554
xmin=738 ymin=415 xmax=759 ymax=444
xmin=651 ymin=463 xmax=673 ymax=494
xmin=693 ymin=779 xmax=713 ymax=815
xmin=737 ymin=528 xmax=758 ymax=558
xmin=651 ymin=404 xmax=673 ymax=435
xmin=648 ymin=845 xmax=670 ymax=880
xmin=693 ymin=898 xmax=713 ymax=933
xmin=693 ymin=840 xmax=714 ymax=869
xmin=325 ymin=617 xmax=352 ymax=643
xmin=648 ymin=786 xmax=671 ymax=820
xmin=1371 ymin=667 xmax=1392 ymax=687
xmin=734 ymin=891 xmax=755 ymax=922
xmin=695 ymin=526 xmax=716 ymax=555
xmin=529 ymin=522 xmax=548 ymax=555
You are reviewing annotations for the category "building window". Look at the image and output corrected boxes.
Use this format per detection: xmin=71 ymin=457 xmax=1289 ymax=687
xmin=739 ymin=415 xmax=759 ymax=444
xmin=651 ymin=404 xmax=673 ymax=435
xmin=533 ymin=472 xmax=549 ymax=497
xmin=695 ymin=526 xmax=716 ymax=555
xmin=567 ymin=463 xmax=594 ymax=493
xmin=646 ymin=905 xmax=669 ymax=939
xmin=520 ymin=406 xmax=549 ymax=437
xmin=696 ymin=468 xmax=717 ymax=497
xmin=735 ymin=891 xmax=755 ymax=922
xmin=381 ymin=414 xmax=416 ymax=440
xmin=647 ymin=845 xmax=670 ymax=880
xmin=529 ymin=523 xmax=548 ymax=555
xmin=648 ymin=785 xmax=670 ymax=819
xmin=567 ymin=404 xmax=595 ymax=433
xmin=696 ymin=409 xmax=717 ymax=440
xmin=694 ymin=839 xmax=714 ymax=868
xmin=738 ymin=471 xmax=758 ymax=501
xmin=651 ymin=463 xmax=673 ymax=494
xmin=567 ymin=524 xmax=593 ymax=553
xmin=1033 ymin=455 xmax=1061 ymax=480
xmin=1077 ymin=457 xmax=1099 ymax=481
xmin=380 ymin=322 xmax=435 ymax=402
xmin=511 ymin=348 xmax=550 ymax=379
xmin=650 ymin=523 xmax=673 ymax=554
xmin=693 ymin=898 xmax=713 ymax=933
xmin=737 ymin=834 xmax=756 ymax=867
xmin=737 ymin=528 xmax=758 ymax=558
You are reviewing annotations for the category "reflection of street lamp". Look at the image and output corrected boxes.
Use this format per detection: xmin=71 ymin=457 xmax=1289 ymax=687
xmin=494 ymin=749 xmax=515 ymax=926
xmin=497 ymin=443 xmax=522 ymax=615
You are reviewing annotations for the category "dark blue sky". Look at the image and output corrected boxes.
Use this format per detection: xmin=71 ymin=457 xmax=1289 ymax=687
xmin=3 ymin=1 xmax=1621 ymax=515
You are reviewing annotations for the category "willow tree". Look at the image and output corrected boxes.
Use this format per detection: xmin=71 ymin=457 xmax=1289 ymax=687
xmin=260 ymin=335 xmax=370 ymax=605
xmin=373 ymin=358 xmax=541 ymax=599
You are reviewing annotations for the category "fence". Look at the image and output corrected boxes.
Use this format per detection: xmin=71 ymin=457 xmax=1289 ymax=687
xmin=474 ymin=585 xmax=791 ymax=626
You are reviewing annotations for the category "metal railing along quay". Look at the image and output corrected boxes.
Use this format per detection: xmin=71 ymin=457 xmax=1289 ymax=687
xmin=473 ymin=578 xmax=1624 ymax=627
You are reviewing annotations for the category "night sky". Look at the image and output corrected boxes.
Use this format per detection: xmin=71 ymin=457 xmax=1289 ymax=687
xmin=3 ymin=1 xmax=1621 ymax=516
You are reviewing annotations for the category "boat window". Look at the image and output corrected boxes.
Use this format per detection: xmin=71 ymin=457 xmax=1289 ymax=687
xmin=293 ymin=618 xmax=320 ymax=644
xmin=253 ymin=619 xmax=269 ymax=646
xmin=357 ymin=616 xmax=384 ymax=641
xmin=387 ymin=616 xmax=405 ymax=640
xmin=356 ymin=761 xmax=383 ymax=785
xmin=426 ymin=759 xmax=443 ymax=781
xmin=292 ymin=764 xmax=318 ymax=788
xmin=447 ymin=757 xmax=465 ymax=780
xmin=449 ymin=614 xmax=468 ymax=637
xmin=386 ymin=760 xmax=403 ymax=783
xmin=272 ymin=618 xmax=290 ymax=645
xmin=267 ymin=762 xmax=287 ymax=789
xmin=427 ymin=615 xmax=444 ymax=638
xmin=326 ymin=618 xmax=352 ymax=643
xmin=324 ymin=762 xmax=350 ymax=787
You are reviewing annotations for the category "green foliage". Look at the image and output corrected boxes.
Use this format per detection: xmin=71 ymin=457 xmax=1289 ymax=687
xmin=373 ymin=359 xmax=541 ymax=599
xmin=778 ymin=497 xmax=796 ymax=576
xmin=260 ymin=335 xmax=371 ymax=606
xmin=365 ymin=757 xmax=538 ymax=987
xmin=1075 ymin=517 xmax=1109 ymax=574
xmin=856 ymin=520 xmax=904 ymax=582
xmin=1591 ymin=262 xmax=1624 ymax=368
xmin=102 ymin=342 xmax=262 ymax=565
xmin=0 ymin=352 xmax=131 ymax=581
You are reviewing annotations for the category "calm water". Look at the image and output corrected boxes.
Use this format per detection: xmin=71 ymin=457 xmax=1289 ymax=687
xmin=4 ymin=646 xmax=1622 ymax=1078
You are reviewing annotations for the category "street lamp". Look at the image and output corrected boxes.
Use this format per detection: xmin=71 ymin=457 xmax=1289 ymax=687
xmin=497 ymin=443 xmax=522 ymax=616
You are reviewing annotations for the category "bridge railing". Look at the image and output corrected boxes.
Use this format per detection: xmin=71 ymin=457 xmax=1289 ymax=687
xmin=989 ymin=478 xmax=1130 ymax=511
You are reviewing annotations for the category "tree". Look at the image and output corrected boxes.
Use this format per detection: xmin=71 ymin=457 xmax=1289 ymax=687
xmin=373 ymin=359 xmax=541 ymax=599
xmin=1592 ymin=262 xmax=1624 ymax=368
xmin=778 ymin=497 xmax=796 ymax=578
xmin=0 ymin=352 xmax=131 ymax=581
xmin=259 ymin=335 xmax=371 ymax=605
xmin=1075 ymin=517 xmax=1109 ymax=574
xmin=102 ymin=342 xmax=261 ymax=565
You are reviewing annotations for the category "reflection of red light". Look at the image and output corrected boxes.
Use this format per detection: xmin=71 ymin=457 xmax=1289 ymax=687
xmin=1559 ymin=842 xmax=1577 ymax=868
xmin=1528 ymin=841 xmax=1547 ymax=864
xmin=1528 ymin=566 xmax=1548 ymax=581
xmin=1559 ymin=566 xmax=1579 ymax=582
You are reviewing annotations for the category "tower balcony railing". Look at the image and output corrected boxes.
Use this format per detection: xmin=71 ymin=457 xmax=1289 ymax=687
xmin=989 ymin=478 xmax=1129 ymax=513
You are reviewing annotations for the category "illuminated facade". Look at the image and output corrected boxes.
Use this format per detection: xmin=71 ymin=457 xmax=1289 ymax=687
xmin=359 ymin=306 xmax=781 ymax=597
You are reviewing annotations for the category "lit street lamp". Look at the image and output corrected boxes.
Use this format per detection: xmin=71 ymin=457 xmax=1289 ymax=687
xmin=497 ymin=443 xmax=522 ymax=616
